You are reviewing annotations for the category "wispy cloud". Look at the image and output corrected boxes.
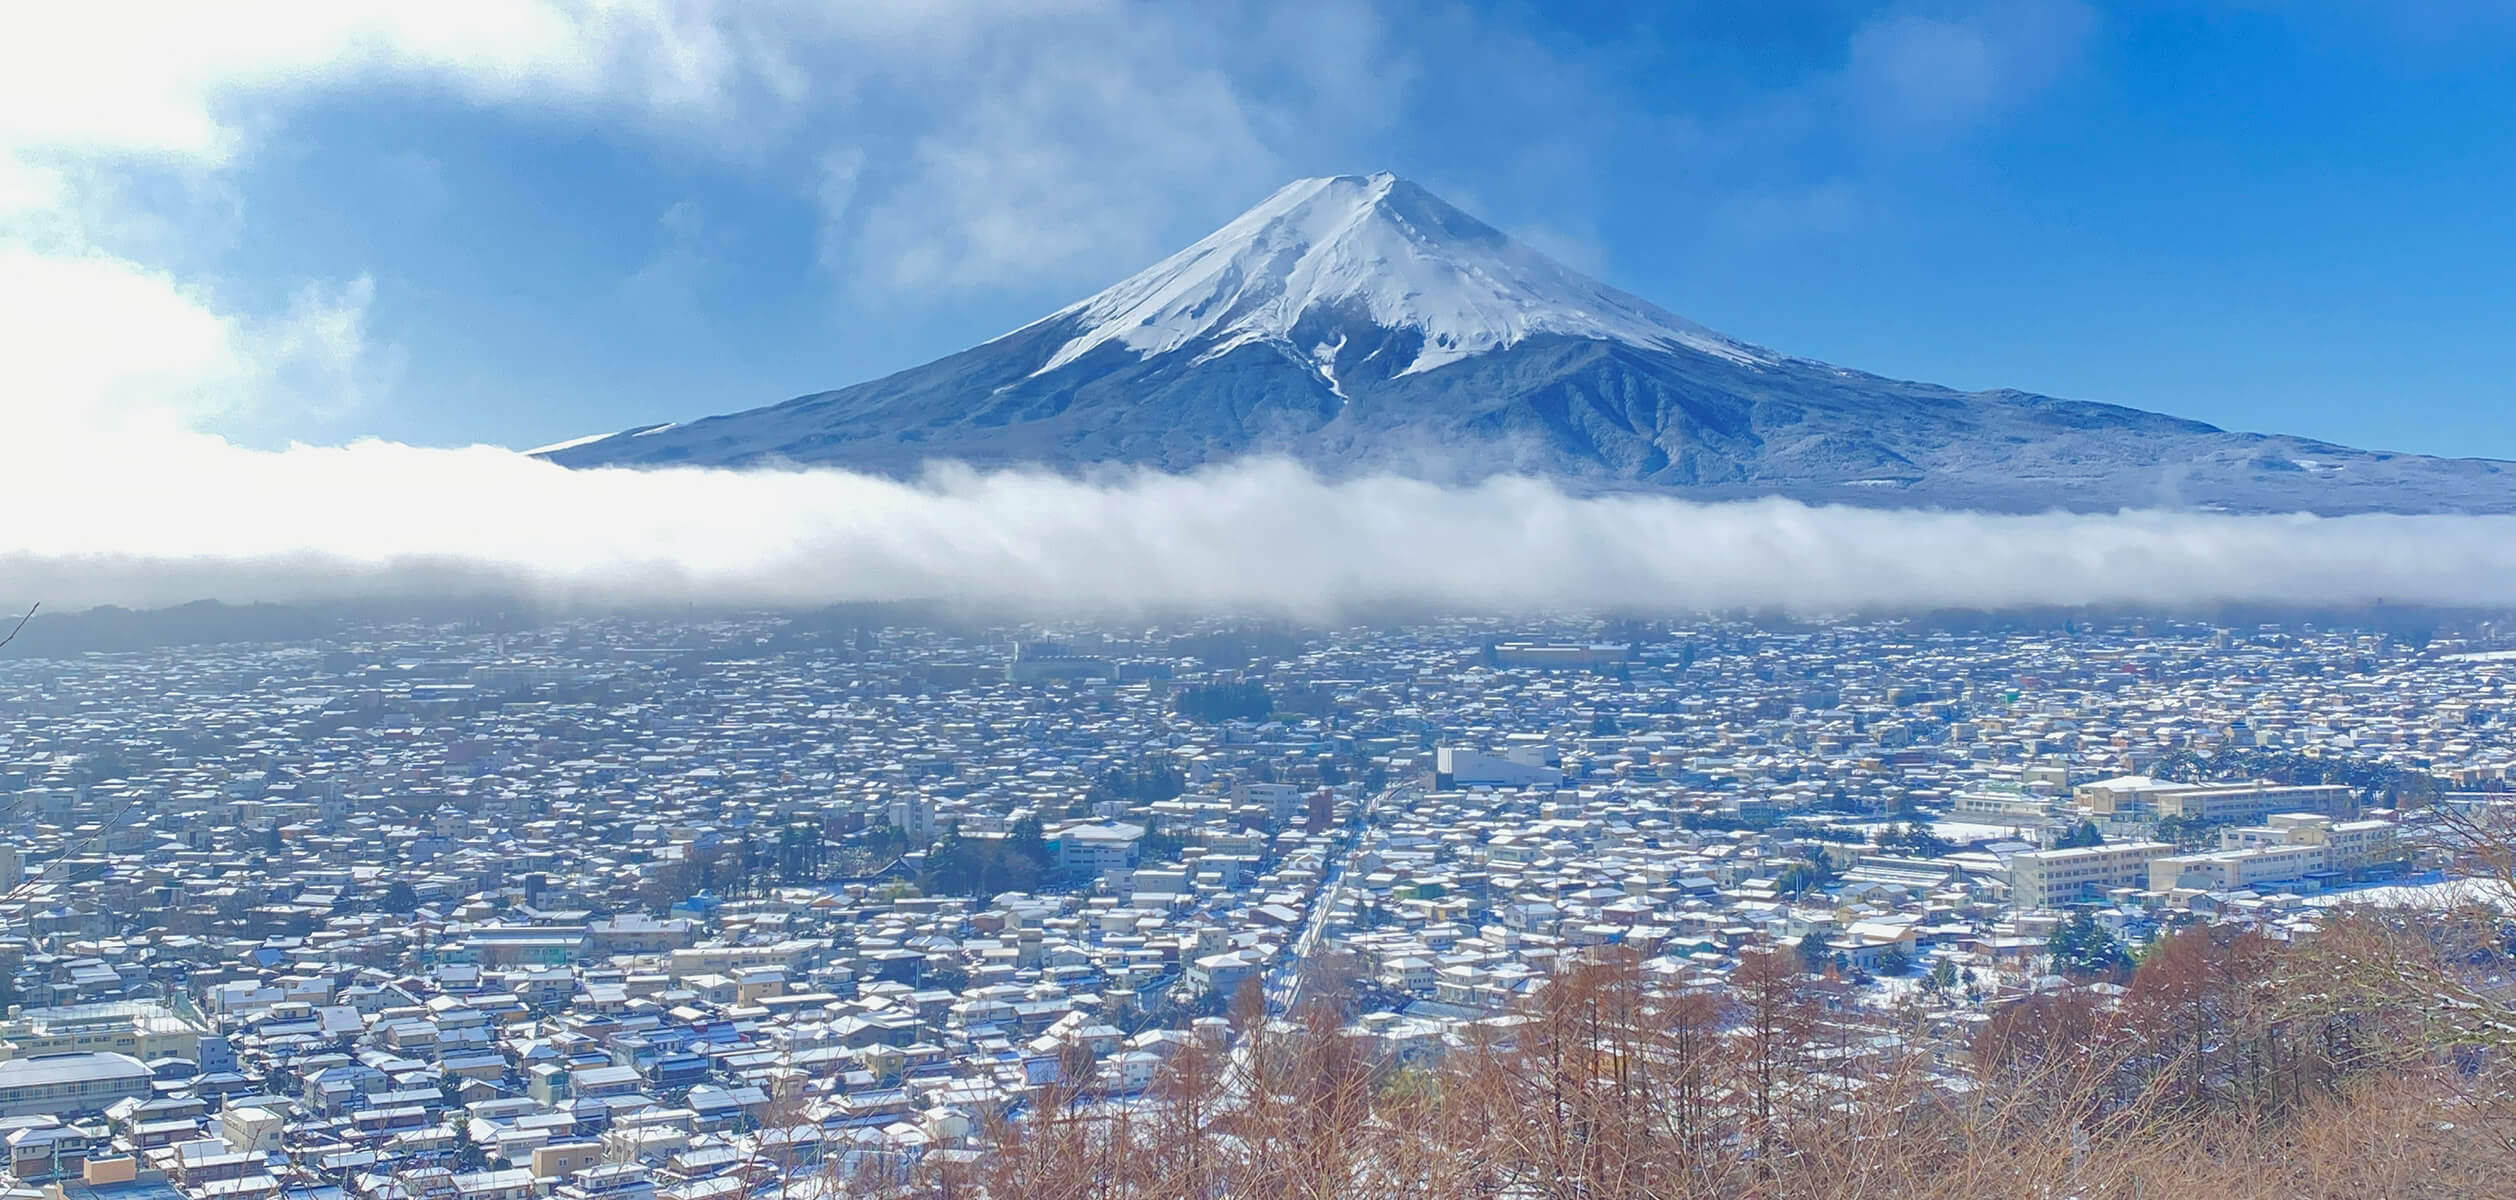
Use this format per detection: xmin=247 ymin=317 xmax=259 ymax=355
xmin=1839 ymin=0 xmax=2097 ymax=143
xmin=0 ymin=1 xmax=759 ymax=440
xmin=0 ymin=1 xmax=1411 ymax=442
xmin=8 ymin=441 xmax=2513 ymax=620
xmin=814 ymin=1 xmax=1407 ymax=294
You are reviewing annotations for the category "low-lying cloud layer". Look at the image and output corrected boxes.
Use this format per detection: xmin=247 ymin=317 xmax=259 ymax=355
xmin=7 ymin=437 xmax=2516 ymax=620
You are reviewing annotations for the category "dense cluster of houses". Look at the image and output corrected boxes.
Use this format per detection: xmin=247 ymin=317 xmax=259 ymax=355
xmin=2 ymin=614 xmax=2510 ymax=1197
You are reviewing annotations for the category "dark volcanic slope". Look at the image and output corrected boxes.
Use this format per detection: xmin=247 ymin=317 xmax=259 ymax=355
xmin=544 ymin=174 xmax=2513 ymax=515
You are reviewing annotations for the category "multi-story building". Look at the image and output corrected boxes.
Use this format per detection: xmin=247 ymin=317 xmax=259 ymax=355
xmin=2218 ymin=813 xmax=2397 ymax=870
xmin=2007 ymin=841 xmax=2177 ymax=909
xmin=0 ymin=1001 xmax=207 ymax=1063
xmin=1952 ymin=790 xmax=2057 ymax=821
xmin=1490 ymin=643 xmax=1631 ymax=670
xmin=2152 ymin=814 xmax=2402 ymax=893
xmin=2150 ymin=844 xmax=2328 ymax=894
xmin=888 ymin=792 xmax=940 ymax=841
xmin=0 ymin=1051 xmax=154 ymax=1117
xmin=1050 ymin=821 xmax=1144 ymax=882
xmin=2154 ymin=784 xmax=2352 ymax=824
xmin=1435 ymin=745 xmax=1563 ymax=789
xmin=2075 ymin=778 xmax=2351 ymax=824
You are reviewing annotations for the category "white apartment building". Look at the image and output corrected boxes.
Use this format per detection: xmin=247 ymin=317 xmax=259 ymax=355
xmin=2008 ymin=841 xmax=2178 ymax=909
xmin=0 ymin=1001 xmax=206 ymax=1063
xmin=1186 ymin=949 xmax=1261 ymax=997
xmin=2150 ymin=844 xmax=2327 ymax=893
xmin=2074 ymin=778 xmax=2351 ymax=824
xmin=2219 ymin=813 xmax=2395 ymax=867
xmin=2154 ymin=784 xmax=2352 ymax=824
xmin=887 ymin=792 xmax=939 ymax=841
xmin=1236 ymin=782 xmax=1305 ymax=824
xmin=1435 ymin=745 xmax=1562 ymax=789
xmin=1952 ymin=790 xmax=2055 ymax=821
xmin=2153 ymin=813 xmax=2400 ymax=893
xmin=1051 ymin=821 xmax=1144 ymax=881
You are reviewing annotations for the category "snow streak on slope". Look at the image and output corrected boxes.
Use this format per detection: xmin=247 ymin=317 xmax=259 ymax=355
xmin=1029 ymin=172 xmax=1772 ymax=377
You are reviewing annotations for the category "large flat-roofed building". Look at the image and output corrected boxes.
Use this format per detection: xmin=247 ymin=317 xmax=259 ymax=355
xmin=1952 ymin=790 xmax=2056 ymax=821
xmin=2152 ymin=814 xmax=2402 ymax=894
xmin=2074 ymin=777 xmax=2351 ymax=824
xmin=2154 ymin=784 xmax=2351 ymax=824
xmin=2074 ymin=775 xmax=2177 ymax=815
xmin=2315 ymin=818 xmax=2398 ymax=870
xmin=1435 ymin=745 xmax=1562 ymax=789
xmin=1490 ymin=643 xmax=1631 ymax=670
xmin=459 ymin=925 xmax=592 ymax=967
xmin=2008 ymin=841 xmax=2177 ymax=909
xmin=1006 ymin=643 xmax=1114 ymax=683
xmin=0 ymin=1051 xmax=153 ymax=1117
xmin=1049 ymin=821 xmax=1144 ymax=881
xmin=2150 ymin=844 xmax=2329 ymax=894
xmin=0 ymin=1001 xmax=206 ymax=1063
xmin=2218 ymin=813 xmax=2398 ymax=870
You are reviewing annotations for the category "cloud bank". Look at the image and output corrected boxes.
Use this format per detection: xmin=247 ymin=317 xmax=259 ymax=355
xmin=7 ymin=438 xmax=2514 ymax=621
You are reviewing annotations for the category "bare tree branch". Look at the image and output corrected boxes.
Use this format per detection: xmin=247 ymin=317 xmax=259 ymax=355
xmin=0 ymin=601 xmax=34 ymax=651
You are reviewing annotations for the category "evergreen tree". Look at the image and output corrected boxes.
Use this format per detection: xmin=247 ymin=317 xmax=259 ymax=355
xmin=2049 ymin=910 xmax=2132 ymax=978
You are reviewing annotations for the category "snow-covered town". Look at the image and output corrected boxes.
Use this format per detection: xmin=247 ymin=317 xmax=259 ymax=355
xmin=3 ymin=613 xmax=2511 ymax=1197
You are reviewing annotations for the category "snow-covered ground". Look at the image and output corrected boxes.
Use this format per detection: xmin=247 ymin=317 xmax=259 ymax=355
xmin=2307 ymin=877 xmax=2516 ymax=910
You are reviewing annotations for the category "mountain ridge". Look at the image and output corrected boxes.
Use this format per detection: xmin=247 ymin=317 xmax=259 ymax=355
xmin=541 ymin=173 xmax=2513 ymax=515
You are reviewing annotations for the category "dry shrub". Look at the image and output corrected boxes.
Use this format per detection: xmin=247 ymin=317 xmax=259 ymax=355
xmin=865 ymin=921 xmax=2516 ymax=1200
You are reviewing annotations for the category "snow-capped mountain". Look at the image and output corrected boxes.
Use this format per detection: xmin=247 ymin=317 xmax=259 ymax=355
xmin=1031 ymin=173 xmax=1767 ymax=381
xmin=542 ymin=173 xmax=2513 ymax=515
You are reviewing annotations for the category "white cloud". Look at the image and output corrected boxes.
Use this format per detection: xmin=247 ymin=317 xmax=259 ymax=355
xmin=1842 ymin=0 xmax=2098 ymax=142
xmin=252 ymin=274 xmax=384 ymax=424
xmin=0 ymin=158 xmax=64 ymax=218
xmin=0 ymin=1 xmax=822 ymax=438
xmin=1508 ymin=223 xmax=1610 ymax=277
xmin=0 ymin=1 xmax=820 ymax=169
xmin=0 ymin=246 xmax=376 ymax=439
xmin=819 ymin=1 xmax=1402 ymax=294
xmin=6 ymin=445 xmax=2514 ymax=620
xmin=2 ymin=0 xmax=1372 ymax=295
xmin=0 ymin=1 xmax=1416 ymax=442
xmin=811 ymin=148 xmax=869 ymax=277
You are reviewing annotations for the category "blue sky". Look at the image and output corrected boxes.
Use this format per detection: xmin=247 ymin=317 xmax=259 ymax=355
xmin=8 ymin=1 xmax=2516 ymax=458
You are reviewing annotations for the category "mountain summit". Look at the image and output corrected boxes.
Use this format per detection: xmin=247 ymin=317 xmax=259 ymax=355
xmin=1031 ymin=172 xmax=1767 ymax=383
xmin=542 ymin=174 xmax=2511 ymax=514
